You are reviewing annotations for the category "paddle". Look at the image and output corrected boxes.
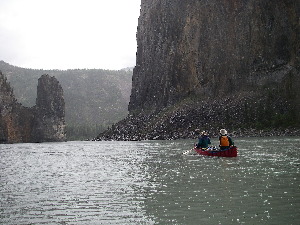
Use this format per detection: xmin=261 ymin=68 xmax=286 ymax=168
xmin=182 ymin=148 xmax=195 ymax=155
xmin=182 ymin=143 xmax=197 ymax=155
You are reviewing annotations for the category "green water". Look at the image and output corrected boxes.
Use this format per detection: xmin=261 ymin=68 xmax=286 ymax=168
xmin=0 ymin=137 xmax=299 ymax=224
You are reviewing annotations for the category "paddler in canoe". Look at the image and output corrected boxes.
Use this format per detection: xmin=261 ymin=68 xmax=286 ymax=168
xmin=195 ymin=129 xmax=211 ymax=150
xmin=183 ymin=129 xmax=237 ymax=156
xmin=182 ymin=129 xmax=211 ymax=155
xmin=192 ymin=128 xmax=237 ymax=157
xmin=219 ymin=129 xmax=234 ymax=150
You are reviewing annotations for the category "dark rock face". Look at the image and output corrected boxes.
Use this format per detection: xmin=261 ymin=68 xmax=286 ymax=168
xmin=0 ymin=72 xmax=66 ymax=143
xmin=31 ymin=75 xmax=66 ymax=142
xmin=0 ymin=72 xmax=33 ymax=143
xmin=130 ymin=0 xmax=299 ymax=111
xmin=98 ymin=0 xmax=300 ymax=140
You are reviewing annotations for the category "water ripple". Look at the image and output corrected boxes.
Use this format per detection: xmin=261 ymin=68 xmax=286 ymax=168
xmin=1 ymin=137 xmax=300 ymax=224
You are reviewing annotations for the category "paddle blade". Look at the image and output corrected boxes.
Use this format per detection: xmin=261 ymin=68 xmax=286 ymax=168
xmin=182 ymin=148 xmax=195 ymax=155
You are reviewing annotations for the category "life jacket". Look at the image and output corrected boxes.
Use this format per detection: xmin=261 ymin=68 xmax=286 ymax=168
xmin=220 ymin=135 xmax=230 ymax=146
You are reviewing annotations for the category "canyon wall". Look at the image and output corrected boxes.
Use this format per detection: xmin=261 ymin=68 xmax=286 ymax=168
xmin=130 ymin=0 xmax=299 ymax=111
xmin=0 ymin=72 xmax=66 ymax=143
xmin=98 ymin=0 xmax=300 ymax=140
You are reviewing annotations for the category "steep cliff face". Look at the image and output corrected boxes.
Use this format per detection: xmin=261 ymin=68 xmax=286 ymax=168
xmin=31 ymin=75 xmax=66 ymax=142
xmin=0 ymin=72 xmax=66 ymax=143
xmin=130 ymin=0 xmax=299 ymax=112
xmin=0 ymin=71 xmax=34 ymax=143
xmin=98 ymin=0 xmax=300 ymax=140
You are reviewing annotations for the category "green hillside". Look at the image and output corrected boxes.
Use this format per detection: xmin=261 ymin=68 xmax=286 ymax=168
xmin=0 ymin=61 xmax=132 ymax=140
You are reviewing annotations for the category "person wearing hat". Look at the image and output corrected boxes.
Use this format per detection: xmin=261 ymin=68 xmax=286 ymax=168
xmin=196 ymin=130 xmax=211 ymax=149
xmin=219 ymin=129 xmax=234 ymax=150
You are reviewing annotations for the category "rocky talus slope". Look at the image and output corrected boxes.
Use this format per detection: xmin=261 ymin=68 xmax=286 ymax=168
xmin=98 ymin=0 xmax=300 ymax=140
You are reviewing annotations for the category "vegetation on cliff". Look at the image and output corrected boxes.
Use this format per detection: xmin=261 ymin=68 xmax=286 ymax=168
xmin=0 ymin=72 xmax=66 ymax=143
xmin=0 ymin=61 xmax=132 ymax=140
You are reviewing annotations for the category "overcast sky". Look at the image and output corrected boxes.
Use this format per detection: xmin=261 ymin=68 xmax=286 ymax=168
xmin=0 ymin=0 xmax=141 ymax=70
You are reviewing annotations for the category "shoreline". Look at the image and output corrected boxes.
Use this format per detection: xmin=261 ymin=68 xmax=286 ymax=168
xmin=95 ymin=128 xmax=300 ymax=141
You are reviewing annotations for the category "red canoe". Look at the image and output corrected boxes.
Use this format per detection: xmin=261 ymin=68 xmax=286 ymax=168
xmin=194 ymin=146 xmax=238 ymax=157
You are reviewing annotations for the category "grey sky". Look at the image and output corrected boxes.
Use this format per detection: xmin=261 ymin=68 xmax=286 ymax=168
xmin=0 ymin=0 xmax=140 ymax=70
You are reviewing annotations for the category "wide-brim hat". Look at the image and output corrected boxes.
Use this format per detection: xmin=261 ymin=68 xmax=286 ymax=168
xmin=220 ymin=129 xmax=227 ymax=135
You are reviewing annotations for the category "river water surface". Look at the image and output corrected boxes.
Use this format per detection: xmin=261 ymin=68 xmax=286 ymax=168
xmin=1 ymin=137 xmax=299 ymax=224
